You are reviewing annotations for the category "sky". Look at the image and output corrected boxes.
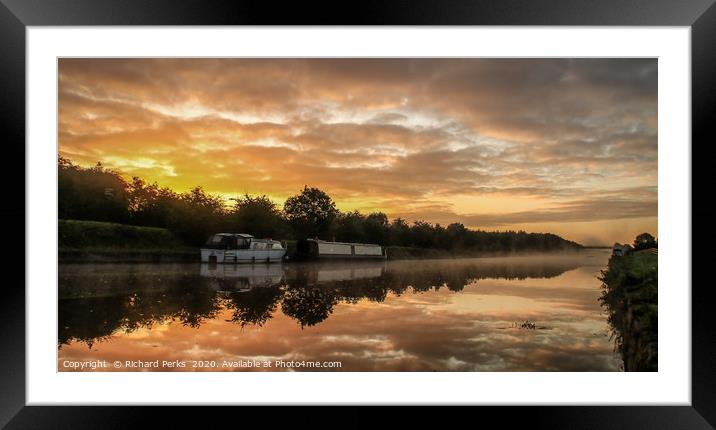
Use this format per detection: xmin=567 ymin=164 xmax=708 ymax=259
xmin=58 ymin=58 xmax=657 ymax=245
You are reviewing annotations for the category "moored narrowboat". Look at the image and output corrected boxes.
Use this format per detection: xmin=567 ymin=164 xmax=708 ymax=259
xmin=201 ymin=233 xmax=286 ymax=264
xmin=296 ymin=238 xmax=386 ymax=260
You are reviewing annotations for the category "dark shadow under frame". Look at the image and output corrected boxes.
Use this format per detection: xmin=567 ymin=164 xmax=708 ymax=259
xmin=1 ymin=0 xmax=714 ymax=428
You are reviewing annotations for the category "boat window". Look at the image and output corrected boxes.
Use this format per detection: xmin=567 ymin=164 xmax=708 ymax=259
xmin=205 ymin=235 xmax=227 ymax=248
xmin=236 ymin=237 xmax=249 ymax=249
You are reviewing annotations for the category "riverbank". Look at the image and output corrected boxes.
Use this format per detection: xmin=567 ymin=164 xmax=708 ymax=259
xmin=599 ymin=251 xmax=658 ymax=371
xmin=59 ymin=220 xmax=197 ymax=262
xmin=59 ymin=248 xmax=198 ymax=263
xmin=59 ymin=246 xmax=588 ymax=263
xmin=58 ymin=219 xmax=586 ymax=263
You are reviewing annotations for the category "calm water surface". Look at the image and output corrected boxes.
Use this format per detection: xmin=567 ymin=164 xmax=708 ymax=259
xmin=58 ymin=250 xmax=621 ymax=371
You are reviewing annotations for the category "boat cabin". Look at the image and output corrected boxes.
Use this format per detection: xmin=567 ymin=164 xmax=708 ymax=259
xmin=204 ymin=233 xmax=284 ymax=251
xmin=201 ymin=233 xmax=285 ymax=264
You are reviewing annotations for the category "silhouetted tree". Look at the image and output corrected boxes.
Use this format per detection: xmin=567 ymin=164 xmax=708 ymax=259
xmin=364 ymin=212 xmax=389 ymax=244
xmin=388 ymin=217 xmax=411 ymax=246
xmin=169 ymin=187 xmax=228 ymax=245
xmin=230 ymin=194 xmax=287 ymax=238
xmin=127 ymin=177 xmax=178 ymax=228
xmin=334 ymin=210 xmax=366 ymax=243
xmin=633 ymin=233 xmax=657 ymax=251
xmin=283 ymin=186 xmax=338 ymax=239
xmin=58 ymin=157 xmax=130 ymax=223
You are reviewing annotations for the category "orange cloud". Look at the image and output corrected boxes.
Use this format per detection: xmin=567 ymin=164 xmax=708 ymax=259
xmin=58 ymin=58 xmax=657 ymax=244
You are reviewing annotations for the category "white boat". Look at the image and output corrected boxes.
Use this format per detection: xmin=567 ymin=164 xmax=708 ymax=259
xmin=200 ymin=233 xmax=286 ymax=264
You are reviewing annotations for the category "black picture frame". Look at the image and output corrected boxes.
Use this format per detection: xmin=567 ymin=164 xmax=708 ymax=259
xmin=2 ymin=0 xmax=713 ymax=427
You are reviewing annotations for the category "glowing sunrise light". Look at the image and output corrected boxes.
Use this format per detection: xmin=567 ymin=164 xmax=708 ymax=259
xmin=58 ymin=58 xmax=657 ymax=245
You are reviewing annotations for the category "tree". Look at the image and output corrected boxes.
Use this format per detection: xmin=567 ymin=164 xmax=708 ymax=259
xmin=633 ymin=233 xmax=657 ymax=251
xmin=363 ymin=212 xmax=389 ymax=244
xmin=58 ymin=157 xmax=130 ymax=223
xmin=230 ymin=194 xmax=287 ymax=238
xmin=446 ymin=223 xmax=469 ymax=250
xmin=410 ymin=220 xmax=436 ymax=248
xmin=388 ymin=217 xmax=411 ymax=246
xmin=283 ymin=186 xmax=338 ymax=239
xmin=127 ymin=177 xmax=177 ymax=228
xmin=169 ymin=186 xmax=228 ymax=245
xmin=334 ymin=210 xmax=366 ymax=243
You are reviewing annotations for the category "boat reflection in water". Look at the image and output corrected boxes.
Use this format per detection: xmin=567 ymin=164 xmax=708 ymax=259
xmin=200 ymin=263 xmax=286 ymax=294
xmin=199 ymin=260 xmax=387 ymax=295
xmin=58 ymin=251 xmax=621 ymax=371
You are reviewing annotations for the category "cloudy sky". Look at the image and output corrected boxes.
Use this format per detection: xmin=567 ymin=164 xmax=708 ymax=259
xmin=58 ymin=58 xmax=657 ymax=245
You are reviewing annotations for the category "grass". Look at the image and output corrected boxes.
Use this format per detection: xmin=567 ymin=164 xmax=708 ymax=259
xmin=59 ymin=219 xmax=193 ymax=250
xmin=59 ymin=219 xmax=198 ymax=262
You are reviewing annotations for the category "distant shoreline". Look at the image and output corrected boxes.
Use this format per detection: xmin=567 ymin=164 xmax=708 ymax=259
xmin=58 ymin=246 xmax=598 ymax=264
xmin=59 ymin=218 xmax=590 ymax=263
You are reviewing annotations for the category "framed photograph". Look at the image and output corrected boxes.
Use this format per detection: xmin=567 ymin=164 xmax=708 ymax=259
xmin=5 ymin=0 xmax=713 ymax=427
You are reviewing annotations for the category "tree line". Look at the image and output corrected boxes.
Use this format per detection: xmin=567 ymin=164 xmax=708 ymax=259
xmin=58 ymin=156 xmax=583 ymax=252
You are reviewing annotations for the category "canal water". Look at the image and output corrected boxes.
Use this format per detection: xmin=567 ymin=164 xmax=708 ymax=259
xmin=58 ymin=249 xmax=621 ymax=371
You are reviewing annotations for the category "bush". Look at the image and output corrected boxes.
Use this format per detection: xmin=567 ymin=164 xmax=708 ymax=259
xmin=58 ymin=219 xmax=188 ymax=250
xmin=599 ymin=248 xmax=658 ymax=371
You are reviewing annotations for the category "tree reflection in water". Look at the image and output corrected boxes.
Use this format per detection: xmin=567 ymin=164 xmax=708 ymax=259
xmin=58 ymin=255 xmax=585 ymax=348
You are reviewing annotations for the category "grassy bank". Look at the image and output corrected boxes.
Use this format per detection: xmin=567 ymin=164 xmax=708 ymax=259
xmin=58 ymin=219 xmax=585 ymax=263
xmin=59 ymin=219 xmax=197 ymax=262
xmin=599 ymin=251 xmax=658 ymax=371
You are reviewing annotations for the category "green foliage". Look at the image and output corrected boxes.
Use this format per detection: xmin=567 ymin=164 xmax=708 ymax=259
xmin=58 ymin=219 xmax=186 ymax=250
xmin=599 ymin=239 xmax=658 ymax=372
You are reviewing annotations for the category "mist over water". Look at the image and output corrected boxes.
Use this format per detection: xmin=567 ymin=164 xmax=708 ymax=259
xmin=58 ymin=250 xmax=620 ymax=371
